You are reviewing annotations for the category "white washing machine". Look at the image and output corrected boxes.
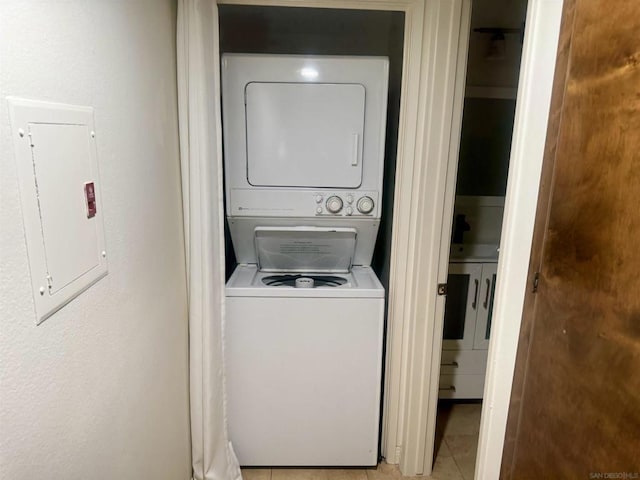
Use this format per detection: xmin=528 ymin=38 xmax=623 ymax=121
xmin=226 ymin=253 xmax=385 ymax=466
xmin=222 ymin=54 xmax=389 ymax=466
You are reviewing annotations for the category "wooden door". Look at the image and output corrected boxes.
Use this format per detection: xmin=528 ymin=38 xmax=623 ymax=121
xmin=501 ymin=0 xmax=640 ymax=478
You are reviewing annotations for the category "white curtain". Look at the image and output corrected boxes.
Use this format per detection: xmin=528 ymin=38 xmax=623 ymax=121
xmin=177 ymin=2 xmax=242 ymax=479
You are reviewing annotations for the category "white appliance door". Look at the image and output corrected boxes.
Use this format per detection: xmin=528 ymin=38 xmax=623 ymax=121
xmin=245 ymin=82 xmax=365 ymax=188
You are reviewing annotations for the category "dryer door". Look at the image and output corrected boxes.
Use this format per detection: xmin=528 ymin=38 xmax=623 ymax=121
xmin=245 ymin=82 xmax=365 ymax=188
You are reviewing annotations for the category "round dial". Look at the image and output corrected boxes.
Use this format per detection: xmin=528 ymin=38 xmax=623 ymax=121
xmin=357 ymin=196 xmax=375 ymax=214
xmin=325 ymin=195 xmax=344 ymax=214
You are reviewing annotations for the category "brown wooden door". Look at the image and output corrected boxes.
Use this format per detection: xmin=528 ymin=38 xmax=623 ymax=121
xmin=501 ymin=0 xmax=640 ymax=478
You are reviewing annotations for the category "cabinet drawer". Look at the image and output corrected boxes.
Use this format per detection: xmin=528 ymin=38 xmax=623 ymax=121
xmin=438 ymin=373 xmax=485 ymax=399
xmin=440 ymin=349 xmax=487 ymax=375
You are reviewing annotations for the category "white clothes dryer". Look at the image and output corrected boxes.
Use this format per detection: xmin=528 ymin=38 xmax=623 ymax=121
xmin=222 ymin=54 xmax=389 ymax=222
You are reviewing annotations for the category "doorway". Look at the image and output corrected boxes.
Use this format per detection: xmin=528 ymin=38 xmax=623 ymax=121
xmin=218 ymin=4 xmax=405 ymax=467
xmin=434 ymin=0 xmax=527 ymax=477
xmin=210 ymin=0 xmax=563 ymax=476
xmin=214 ymin=0 xmax=474 ymax=475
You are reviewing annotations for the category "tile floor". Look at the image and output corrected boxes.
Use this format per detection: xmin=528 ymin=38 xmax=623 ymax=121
xmin=240 ymin=402 xmax=482 ymax=480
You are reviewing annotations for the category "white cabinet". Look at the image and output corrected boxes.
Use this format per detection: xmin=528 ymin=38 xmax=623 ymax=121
xmin=473 ymin=262 xmax=497 ymax=350
xmin=441 ymin=263 xmax=482 ymax=351
xmin=439 ymin=262 xmax=497 ymax=399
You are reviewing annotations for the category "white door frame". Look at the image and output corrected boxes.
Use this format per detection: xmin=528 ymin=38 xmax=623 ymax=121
xmin=213 ymin=0 xmax=563 ymax=477
xmin=475 ymin=0 xmax=564 ymax=478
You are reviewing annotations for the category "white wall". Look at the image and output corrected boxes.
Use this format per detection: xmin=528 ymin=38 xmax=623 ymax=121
xmin=0 ymin=2 xmax=191 ymax=479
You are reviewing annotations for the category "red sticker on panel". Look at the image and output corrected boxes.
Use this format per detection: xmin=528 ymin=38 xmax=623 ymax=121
xmin=84 ymin=182 xmax=97 ymax=218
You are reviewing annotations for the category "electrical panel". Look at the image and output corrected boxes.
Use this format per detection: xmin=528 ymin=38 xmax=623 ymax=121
xmin=9 ymin=98 xmax=108 ymax=324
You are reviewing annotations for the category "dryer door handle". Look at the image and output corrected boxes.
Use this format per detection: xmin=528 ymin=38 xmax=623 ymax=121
xmin=351 ymin=133 xmax=360 ymax=166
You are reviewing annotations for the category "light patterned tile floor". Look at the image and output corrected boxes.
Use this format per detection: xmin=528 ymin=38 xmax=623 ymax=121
xmin=240 ymin=402 xmax=482 ymax=480
xmin=435 ymin=402 xmax=482 ymax=480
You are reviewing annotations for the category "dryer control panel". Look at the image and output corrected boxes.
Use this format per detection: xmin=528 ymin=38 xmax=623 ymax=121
xmin=313 ymin=192 xmax=377 ymax=217
xmin=228 ymin=189 xmax=380 ymax=218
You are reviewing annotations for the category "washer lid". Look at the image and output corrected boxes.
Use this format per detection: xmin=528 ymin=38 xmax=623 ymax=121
xmin=254 ymin=226 xmax=356 ymax=273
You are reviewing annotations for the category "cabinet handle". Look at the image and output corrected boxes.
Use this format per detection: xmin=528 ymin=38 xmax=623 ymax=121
xmin=441 ymin=361 xmax=458 ymax=367
xmin=472 ymin=279 xmax=479 ymax=309
xmin=483 ymin=278 xmax=491 ymax=309
xmin=439 ymin=385 xmax=456 ymax=391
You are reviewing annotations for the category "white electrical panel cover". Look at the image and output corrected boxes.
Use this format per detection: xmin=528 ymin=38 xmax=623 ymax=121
xmin=9 ymin=98 xmax=108 ymax=324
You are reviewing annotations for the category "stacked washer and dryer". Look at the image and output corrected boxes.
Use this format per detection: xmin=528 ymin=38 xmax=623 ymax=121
xmin=222 ymin=54 xmax=389 ymax=467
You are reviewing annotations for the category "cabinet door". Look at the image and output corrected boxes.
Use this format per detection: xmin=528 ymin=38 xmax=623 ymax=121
xmin=473 ymin=262 xmax=498 ymax=350
xmin=442 ymin=263 xmax=482 ymax=350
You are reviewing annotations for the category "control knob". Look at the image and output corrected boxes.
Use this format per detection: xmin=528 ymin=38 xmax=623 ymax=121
xmin=356 ymin=196 xmax=375 ymax=214
xmin=325 ymin=195 xmax=344 ymax=214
